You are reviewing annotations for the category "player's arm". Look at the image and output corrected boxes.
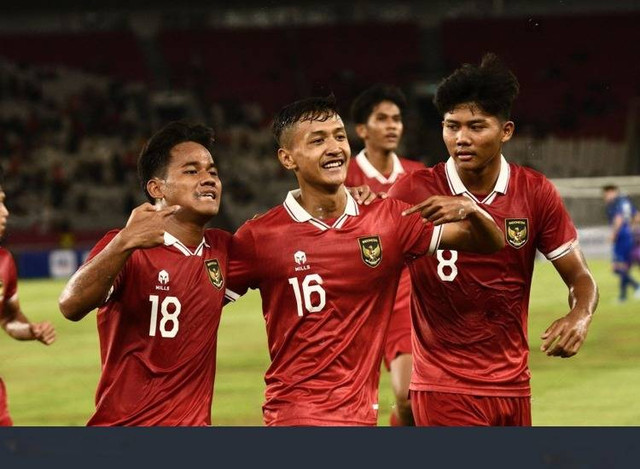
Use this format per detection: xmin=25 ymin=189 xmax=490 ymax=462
xmin=540 ymin=248 xmax=598 ymax=358
xmin=403 ymin=195 xmax=504 ymax=253
xmin=0 ymin=296 xmax=56 ymax=344
xmin=58 ymin=202 xmax=179 ymax=321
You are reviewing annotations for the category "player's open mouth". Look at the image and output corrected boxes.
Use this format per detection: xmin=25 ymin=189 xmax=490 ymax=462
xmin=321 ymin=159 xmax=344 ymax=169
xmin=197 ymin=192 xmax=217 ymax=200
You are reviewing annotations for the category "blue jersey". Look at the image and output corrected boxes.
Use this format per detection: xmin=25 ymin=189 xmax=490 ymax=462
xmin=606 ymin=195 xmax=637 ymax=244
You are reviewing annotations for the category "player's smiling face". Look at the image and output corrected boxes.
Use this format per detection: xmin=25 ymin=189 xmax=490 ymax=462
xmin=279 ymin=113 xmax=351 ymax=191
xmin=357 ymin=100 xmax=403 ymax=153
xmin=152 ymin=141 xmax=221 ymax=221
xmin=0 ymin=189 xmax=8 ymax=239
xmin=442 ymin=103 xmax=514 ymax=173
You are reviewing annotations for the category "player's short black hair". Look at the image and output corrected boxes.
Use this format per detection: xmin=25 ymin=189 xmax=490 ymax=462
xmin=350 ymin=84 xmax=407 ymax=124
xmin=138 ymin=120 xmax=215 ymax=202
xmin=602 ymin=184 xmax=619 ymax=192
xmin=433 ymin=53 xmax=520 ymax=121
xmin=272 ymin=95 xmax=339 ymax=147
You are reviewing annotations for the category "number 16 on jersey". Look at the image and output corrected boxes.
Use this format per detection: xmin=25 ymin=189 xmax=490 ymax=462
xmin=288 ymin=274 xmax=326 ymax=316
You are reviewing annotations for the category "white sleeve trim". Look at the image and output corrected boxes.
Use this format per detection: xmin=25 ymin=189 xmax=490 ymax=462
xmin=545 ymin=239 xmax=578 ymax=261
xmin=428 ymin=224 xmax=444 ymax=256
xmin=225 ymin=288 xmax=241 ymax=302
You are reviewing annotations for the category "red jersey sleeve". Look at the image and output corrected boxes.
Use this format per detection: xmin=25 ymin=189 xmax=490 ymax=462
xmin=225 ymin=223 xmax=259 ymax=302
xmin=387 ymin=198 xmax=441 ymax=259
xmin=4 ymin=253 xmax=18 ymax=302
xmin=536 ymin=177 xmax=578 ymax=260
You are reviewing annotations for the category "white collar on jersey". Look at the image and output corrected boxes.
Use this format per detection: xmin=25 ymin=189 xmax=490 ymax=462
xmin=283 ymin=187 xmax=359 ymax=231
xmin=163 ymin=231 xmax=209 ymax=257
xmin=354 ymin=149 xmax=405 ymax=185
xmin=445 ymin=155 xmax=510 ymax=205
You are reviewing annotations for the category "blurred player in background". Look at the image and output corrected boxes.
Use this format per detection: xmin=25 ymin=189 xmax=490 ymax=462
xmin=602 ymin=184 xmax=640 ymax=302
xmin=346 ymin=84 xmax=425 ymax=426
xmin=389 ymin=53 xmax=599 ymax=426
xmin=0 ymin=173 xmax=56 ymax=426
xmin=58 ymin=121 xmax=231 ymax=426
xmin=225 ymin=95 xmax=504 ymax=426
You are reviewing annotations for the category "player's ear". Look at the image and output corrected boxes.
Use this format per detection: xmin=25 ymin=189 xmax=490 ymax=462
xmin=278 ymin=148 xmax=297 ymax=171
xmin=355 ymin=123 xmax=367 ymax=140
xmin=146 ymin=178 xmax=165 ymax=200
xmin=501 ymin=121 xmax=515 ymax=143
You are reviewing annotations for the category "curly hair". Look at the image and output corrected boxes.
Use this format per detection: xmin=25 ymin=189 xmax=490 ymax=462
xmin=433 ymin=53 xmax=520 ymax=120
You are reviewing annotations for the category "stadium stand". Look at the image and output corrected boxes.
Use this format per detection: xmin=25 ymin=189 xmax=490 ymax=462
xmin=0 ymin=4 xmax=638 ymax=270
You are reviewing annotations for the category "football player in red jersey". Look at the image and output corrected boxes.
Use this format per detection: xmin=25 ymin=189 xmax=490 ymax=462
xmin=388 ymin=53 xmax=599 ymax=426
xmin=0 ymin=176 xmax=56 ymax=426
xmin=346 ymin=84 xmax=426 ymax=426
xmin=59 ymin=121 xmax=231 ymax=426
xmin=225 ymin=95 xmax=504 ymax=426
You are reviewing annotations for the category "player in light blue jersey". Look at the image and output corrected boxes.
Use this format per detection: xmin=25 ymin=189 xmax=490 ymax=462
xmin=603 ymin=185 xmax=640 ymax=302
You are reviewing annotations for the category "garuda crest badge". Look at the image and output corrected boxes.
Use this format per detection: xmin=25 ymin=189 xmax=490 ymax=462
xmin=205 ymin=259 xmax=224 ymax=289
xmin=358 ymin=235 xmax=382 ymax=268
xmin=505 ymin=218 xmax=528 ymax=249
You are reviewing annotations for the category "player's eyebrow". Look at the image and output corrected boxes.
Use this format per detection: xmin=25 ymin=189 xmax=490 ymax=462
xmin=181 ymin=160 xmax=215 ymax=168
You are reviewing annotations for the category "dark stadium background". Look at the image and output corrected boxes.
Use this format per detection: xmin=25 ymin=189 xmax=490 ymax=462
xmin=0 ymin=1 xmax=637 ymax=276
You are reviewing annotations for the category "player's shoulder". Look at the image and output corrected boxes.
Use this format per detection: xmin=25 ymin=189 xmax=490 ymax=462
xmin=392 ymin=162 xmax=444 ymax=194
xmin=360 ymin=195 xmax=410 ymax=215
xmin=508 ymin=162 xmax=555 ymax=193
xmin=0 ymin=246 xmax=13 ymax=263
xmin=236 ymin=204 xmax=287 ymax=233
xmin=398 ymin=156 xmax=428 ymax=172
xmin=204 ymin=228 xmax=233 ymax=246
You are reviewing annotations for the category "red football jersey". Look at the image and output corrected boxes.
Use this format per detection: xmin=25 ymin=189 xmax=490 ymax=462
xmin=85 ymin=229 xmax=231 ymax=426
xmin=225 ymin=189 xmax=441 ymax=426
xmin=389 ymin=156 xmax=578 ymax=397
xmin=0 ymin=248 xmax=18 ymax=426
xmin=345 ymin=150 xmax=426 ymax=194
xmin=346 ymin=151 xmax=426 ymax=367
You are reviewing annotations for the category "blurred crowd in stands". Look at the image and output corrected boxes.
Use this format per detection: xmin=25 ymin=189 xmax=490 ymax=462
xmin=0 ymin=12 xmax=637 ymax=250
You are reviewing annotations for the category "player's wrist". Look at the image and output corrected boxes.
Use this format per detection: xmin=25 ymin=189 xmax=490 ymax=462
xmin=113 ymin=230 xmax=139 ymax=252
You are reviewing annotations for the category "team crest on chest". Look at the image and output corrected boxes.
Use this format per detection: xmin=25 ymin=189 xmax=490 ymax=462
xmin=205 ymin=259 xmax=224 ymax=289
xmin=505 ymin=218 xmax=529 ymax=249
xmin=358 ymin=235 xmax=382 ymax=268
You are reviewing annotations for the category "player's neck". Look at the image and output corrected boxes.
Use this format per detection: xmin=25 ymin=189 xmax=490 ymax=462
xmin=364 ymin=147 xmax=395 ymax=176
xmin=455 ymin=157 xmax=501 ymax=195
xmin=296 ymin=184 xmax=347 ymax=220
xmin=163 ymin=217 xmax=206 ymax=247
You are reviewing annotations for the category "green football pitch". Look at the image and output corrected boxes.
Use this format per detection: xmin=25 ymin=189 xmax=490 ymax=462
xmin=1 ymin=259 xmax=638 ymax=426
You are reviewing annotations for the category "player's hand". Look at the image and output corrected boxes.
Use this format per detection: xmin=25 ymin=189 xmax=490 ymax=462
xmin=540 ymin=309 xmax=592 ymax=358
xmin=31 ymin=321 xmax=56 ymax=345
xmin=347 ymin=185 xmax=386 ymax=205
xmin=402 ymin=195 xmax=477 ymax=225
xmin=119 ymin=202 xmax=181 ymax=250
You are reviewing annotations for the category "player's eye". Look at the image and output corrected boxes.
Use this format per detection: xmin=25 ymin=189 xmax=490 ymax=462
xmin=311 ymin=138 xmax=324 ymax=145
xmin=335 ymin=134 xmax=346 ymax=141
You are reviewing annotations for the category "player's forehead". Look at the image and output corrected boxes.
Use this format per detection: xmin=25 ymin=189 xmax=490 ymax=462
xmin=168 ymin=141 xmax=216 ymax=168
xmin=294 ymin=113 xmax=345 ymax=136
xmin=371 ymin=100 xmax=401 ymax=117
xmin=444 ymin=103 xmax=499 ymax=123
